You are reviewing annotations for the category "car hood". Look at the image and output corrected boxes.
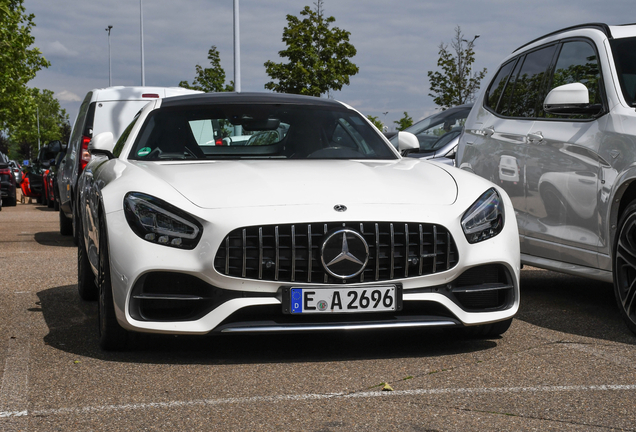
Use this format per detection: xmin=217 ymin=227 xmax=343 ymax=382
xmin=131 ymin=159 xmax=458 ymax=209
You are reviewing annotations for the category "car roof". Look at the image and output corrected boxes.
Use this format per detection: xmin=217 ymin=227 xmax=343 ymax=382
xmin=160 ymin=92 xmax=346 ymax=108
xmin=89 ymin=86 xmax=201 ymax=103
xmin=513 ymin=22 xmax=636 ymax=53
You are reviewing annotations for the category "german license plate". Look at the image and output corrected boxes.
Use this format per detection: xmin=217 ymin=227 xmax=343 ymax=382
xmin=289 ymin=286 xmax=398 ymax=314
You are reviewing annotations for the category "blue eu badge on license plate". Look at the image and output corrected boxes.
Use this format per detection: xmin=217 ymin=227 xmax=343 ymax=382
xmin=291 ymin=288 xmax=303 ymax=313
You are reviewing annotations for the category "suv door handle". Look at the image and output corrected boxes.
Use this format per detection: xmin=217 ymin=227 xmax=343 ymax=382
xmin=482 ymin=126 xmax=495 ymax=137
xmin=527 ymin=132 xmax=544 ymax=144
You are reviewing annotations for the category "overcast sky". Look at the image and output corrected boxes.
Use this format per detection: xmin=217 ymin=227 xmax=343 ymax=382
xmin=27 ymin=0 xmax=632 ymax=130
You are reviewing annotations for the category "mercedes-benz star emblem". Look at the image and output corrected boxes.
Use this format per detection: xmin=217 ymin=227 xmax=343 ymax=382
xmin=334 ymin=204 xmax=347 ymax=212
xmin=321 ymin=229 xmax=369 ymax=279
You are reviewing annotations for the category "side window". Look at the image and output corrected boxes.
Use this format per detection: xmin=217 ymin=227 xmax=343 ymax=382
xmin=485 ymin=59 xmax=517 ymax=114
xmin=68 ymin=94 xmax=92 ymax=161
xmin=504 ymin=44 xmax=558 ymax=118
xmin=549 ymin=40 xmax=602 ymax=116
xmin=113 ymin=116 xmax=139 ymax=158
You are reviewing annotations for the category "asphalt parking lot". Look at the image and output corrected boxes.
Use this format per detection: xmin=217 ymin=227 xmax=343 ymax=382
xmin=1 ymin=200 xmax=635 ymax=431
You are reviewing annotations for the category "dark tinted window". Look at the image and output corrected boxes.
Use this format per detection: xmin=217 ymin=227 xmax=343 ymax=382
xmin=552 ymin=41 xmax=601 ymax=102
xmin=129 ymin=104 xmax=397 ymax=160
xmin=610 ymin=36 xmax=636 ymax=106
xmin=504 ymin=44 xmax=558 ymax=118
xmin=486 ymin=60 xmax=516 ymax=113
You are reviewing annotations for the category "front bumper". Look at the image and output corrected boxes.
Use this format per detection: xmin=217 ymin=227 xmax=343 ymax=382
xmin=106 ymin=199 xmax=521 ymax=335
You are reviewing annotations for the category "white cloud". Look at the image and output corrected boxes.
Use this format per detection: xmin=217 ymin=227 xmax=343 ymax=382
xmin=44 ymin=41 xmax=79 ymax=58
xmin=56 ymin=90 xmax=81 ymax=102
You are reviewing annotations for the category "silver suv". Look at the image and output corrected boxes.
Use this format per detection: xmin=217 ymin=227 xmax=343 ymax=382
xmin=457 ymin=23 xmax=636 ymax=334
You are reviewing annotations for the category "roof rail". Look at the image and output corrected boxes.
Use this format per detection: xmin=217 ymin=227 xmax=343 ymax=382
xmin=513 ymin=23 xmax=612 ymax=53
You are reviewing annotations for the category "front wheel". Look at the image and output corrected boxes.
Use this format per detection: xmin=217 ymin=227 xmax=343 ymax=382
xmin=613 ymin=201 xmax=636 ymax=334
xmin=77 ymin=217 xmax=98 ymax=301
xmin=59 ymin=207 xmax=73 ymax=236
xmin=98 ymin=216 xmax=129 ymax=350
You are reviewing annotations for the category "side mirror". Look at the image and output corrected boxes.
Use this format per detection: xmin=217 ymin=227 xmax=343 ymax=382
xmin=88 ymin=132 xmax=115 ymax=160
xmin=397 ymin=131 xmax=419 ymax=156
xmin=544 ymin=83 xmax=602 ymax=115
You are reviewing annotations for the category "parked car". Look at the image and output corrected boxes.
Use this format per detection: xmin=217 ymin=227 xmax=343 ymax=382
xmin=9 ymin=160 xmax=22 ymax=185
xmin=77 ymin=92 xmax=520 ymax=350
xmin=457 ymin=23 xmax=636 ymax=334
xmin=389 ymin=104 xmax=472 ymax=165
xmin=0 ymin=152 xmax=17 ymax=207
xmin=57 ymin=86 xmax=202 ymax=240
xmin=39 ymin=140 xmax=64 ymax=208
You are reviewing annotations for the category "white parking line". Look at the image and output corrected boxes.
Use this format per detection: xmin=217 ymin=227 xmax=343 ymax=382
xmin=1 ymin=384 xmax=635 ymax=419
xmin=0 ymin=293 xmax=31 ymax=418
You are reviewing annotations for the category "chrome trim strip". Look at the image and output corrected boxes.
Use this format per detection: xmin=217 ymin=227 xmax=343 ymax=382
xmin=432 ymin=225 xmax=437 ymax=273
xmin=375 ymin=223 xmax=380 ymax=281
xmin=418 ymin=224 xmax=423 ymax=276
xmin=132 ymin=294 xmax=205 ymax=301
xmin=520 ymin=253 xmax=613 ymax=283
xmin=242 ymin=228 xmax=247 ymax=278
xmin=404 ymin=223 xmax=409 ymax=278
xmin=258 ymin=227 xmax=263 ymax=280
xmin=220 ymin=320 xmax=458 ymax=333
xmin=360 ymin=223 xmax=365 ymax=283
xmin=324 ymin=224 xmax=328 ymax=283
xmin=446 ymin=232 xmax=451 ymax=270
xmin=291 ymin=225 xmax=296 ymax=282
xmin=225 ymin=236 xmax=230 ymax=274
xmin=390 ymin=223 xmax=395 ymax=279
xmin=275 ymin=226 xmax=280 ymax=281
xmin=308 ymin=224 xmax=312 ymax=283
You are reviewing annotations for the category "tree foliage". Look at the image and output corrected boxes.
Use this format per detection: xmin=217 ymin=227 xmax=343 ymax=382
xmin=394 ymin=112 xmax=413 ymax=131
xmin=264 ymin=0 xmax=359 ymax=97
xmin=179 ymin=45 xmax=233 ymax=92
xmin=9 ymin=88 xmax=69 ymax=160
xmin=427 ymin=26 xmax=486 ymax=110
xmin=366 ymin=115 xmax=384 ymax=131
xmin=0 ymin=0 xmax=50 ymax=132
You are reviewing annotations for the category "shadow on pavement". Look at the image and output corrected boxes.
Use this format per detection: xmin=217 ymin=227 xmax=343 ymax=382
xmin=37 ymin=285 xmax=497 ymax=364
xmin=34 ymin=231 xmax=74 ymax=247
xmin=516 ymin=267 xmax=636 ymax=344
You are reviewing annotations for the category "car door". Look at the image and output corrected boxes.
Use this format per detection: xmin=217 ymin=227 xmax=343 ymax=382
xmin=523 ymin=39 xmax=606 ymax=268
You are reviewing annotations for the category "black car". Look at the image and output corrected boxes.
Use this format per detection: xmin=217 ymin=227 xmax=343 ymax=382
xmin=0 ymin=152 xmax=17 ymax=207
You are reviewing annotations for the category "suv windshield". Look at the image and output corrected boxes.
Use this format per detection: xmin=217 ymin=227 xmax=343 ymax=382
xmin=128 ymin=104 xmax=397 ymax=160
xmin=611 ymin=36 xmax=636 ymax=106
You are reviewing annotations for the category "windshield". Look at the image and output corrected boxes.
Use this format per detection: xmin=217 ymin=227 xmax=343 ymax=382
xmin=390 ymin=106 xmax=471 ymax=152
xmin=128 ymin=104 xmax=397 ymax=160
xmin=611 ymin=36 xmax=636 ymax=107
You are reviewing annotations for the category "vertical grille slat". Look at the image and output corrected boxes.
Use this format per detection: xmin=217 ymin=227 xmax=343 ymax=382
xmin=214 ymin=221 xmax=458 ymax=284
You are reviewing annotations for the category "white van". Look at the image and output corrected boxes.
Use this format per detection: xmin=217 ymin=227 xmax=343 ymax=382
xmin=57 ymin=86 xmax=202 ymax=238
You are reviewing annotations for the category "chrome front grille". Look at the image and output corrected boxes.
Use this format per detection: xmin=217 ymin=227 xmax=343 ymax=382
xmin=214 ymin=222 xmax=459 ymax=284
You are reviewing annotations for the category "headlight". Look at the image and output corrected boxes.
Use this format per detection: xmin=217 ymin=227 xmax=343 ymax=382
xmin=123 ymin=192 xmax=202 ymax=249
xmin=461 ymin=188 xmax=504 ymax=244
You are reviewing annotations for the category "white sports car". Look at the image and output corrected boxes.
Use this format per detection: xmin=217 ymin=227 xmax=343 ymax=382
xmin=77 ymin=92 xmax=520 ymax=350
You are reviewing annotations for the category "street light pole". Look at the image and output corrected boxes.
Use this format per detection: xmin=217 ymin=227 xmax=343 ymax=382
xmin=233 ymin=0 xmax=241 ymax=93
xmin=105 ymin=25 xmax=113 ymax=86
xmin=140 ymin=0 xmax=145 ymax=86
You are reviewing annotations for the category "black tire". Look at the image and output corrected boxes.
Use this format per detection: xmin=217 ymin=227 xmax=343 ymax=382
xmin=457 ymin=318 xmax=513 ymax=338
xmin=72 ymin=205 xmax=79 ymax=246
xmin=77 ymin=217 xmax=98 ymax=301
xmin=59 ymin=208 xmax=73 ymax=236
xmin=98 ymin=215 xmax=129 ymax=350
xmin=613 ymin=201 xmax=636 ymax=334
xmin=6 ymin=195 xmax=16 ymax=206
xmin=36 ymin=195 xmax=43 ymax=204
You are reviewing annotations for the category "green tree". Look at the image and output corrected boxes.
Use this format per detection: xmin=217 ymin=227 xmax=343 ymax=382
xmin=394 ymin=112 xmax=413 ymax=131
xmin=9 ymin=88 xmax=69 ymax=160
xmin=264 ymin=0 xmax=358 ymax=97
xmin=366 ymin=115 xmax=384 ymax=131
xmin=427 ymin=26 xmax=486 ymax=110
xmin=179 ymin=45 xmax=233 ymax=92
xmin=0 ymin=0 xmax=50 ymax=133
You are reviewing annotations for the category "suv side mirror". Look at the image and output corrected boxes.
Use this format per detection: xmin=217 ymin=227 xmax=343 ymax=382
xmin=544 ymin=83 xmax=602 ymax=115
xmin=88 ymin=132 xmax=115 ymax=160
xmin=397 ymin=131 xmax=419 ymax=156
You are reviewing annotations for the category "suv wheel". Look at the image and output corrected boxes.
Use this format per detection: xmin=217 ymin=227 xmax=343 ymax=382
xmin=613 ymin=201 xmax=636 ymax=334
